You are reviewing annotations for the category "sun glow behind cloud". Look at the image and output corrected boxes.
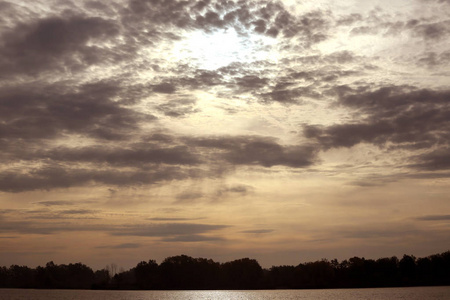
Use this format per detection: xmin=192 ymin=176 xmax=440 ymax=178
xmin=175 ymin=27 xmax=279 ymax=70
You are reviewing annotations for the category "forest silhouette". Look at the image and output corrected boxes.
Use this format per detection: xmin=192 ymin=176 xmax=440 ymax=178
xmin=1 ymin=250 xmax=449 ymax=290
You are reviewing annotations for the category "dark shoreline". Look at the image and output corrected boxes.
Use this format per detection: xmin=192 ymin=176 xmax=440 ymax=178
xmin=1 ymin=251 xmax=449 ymax=290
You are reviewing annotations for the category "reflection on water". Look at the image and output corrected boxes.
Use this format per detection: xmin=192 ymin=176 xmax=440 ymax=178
xmin=0 ymin=286 xmax=449 ymax=300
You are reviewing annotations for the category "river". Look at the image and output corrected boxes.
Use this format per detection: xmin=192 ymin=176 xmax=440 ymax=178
xmin=0 ymin=286 xmax=449 ymax=299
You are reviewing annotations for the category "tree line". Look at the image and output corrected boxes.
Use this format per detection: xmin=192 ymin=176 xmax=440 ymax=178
xmin=0 ymin=250 xmax=449 ymax=290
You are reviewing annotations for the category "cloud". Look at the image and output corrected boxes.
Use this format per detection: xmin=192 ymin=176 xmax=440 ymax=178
xmin=0 ymin=220 xmax=75 ymax=235
xmin=336 ymin=13 xmax=363 ymax=26
xmin=120 ymin=0 xmax=331 ymax=47
xmin=335 ymin=6 xmax=450 ymax=45
xmin=96 ymin=243 xmax=142 ymax=249
xmin=223 ymin=141 xmax=317 ymax=168
xmin=34 ymin=201 xmax=76 ymax=207
xmin=156 ymin=98 xmax=199 ymax=117
xmin=34 ymin=144 xmax=202 ymax=167
xmin=0 ymin=14 xmax=120 ymax=77
xmin=240 ymin=229 xmax=274 ymax=234
xmin=147 ymin=217 xmax=204 ymax=221
xmin=161 ymin=235 xmax=225 ymax=242
xmin=0 ymin=219 xmax=229 ymax=241
xmin=417 ymin=50 xmax=450 ymax=68
xmin=411 ymin=148 xmax=450 ymax=171
xmin=413 ymin=20 xmax=450 ymax=40
xmin=416 ymin=215 xmax=450 ymax=221
xmin=305 ymin=86 xmax=450 ymax=150
xmin=0 ymin=80 xmax=155 ymax=142
xmin=0 ymin=131 xmax=319 ymax=192
xmin=153 ymin=83 xmax=177 ymax=94
xmin=175 ymin=192 xmax=204 ymax=202
xmin=215 ymin=184 xmax=253 ymax=198
xmin=59 ymin=209 xmax=99 ymax=215
xmin=236 ymin=75 xmax=269 ymax=90
xmin=259 ymin=86 xmax=320 ymax=104
xmin=189 ymin=135 xmax=318 ymax=168
xmin=0 ymin=165 xmax=202 ymax=192
xmin=111 ymin=223 xmax=229 ymax=237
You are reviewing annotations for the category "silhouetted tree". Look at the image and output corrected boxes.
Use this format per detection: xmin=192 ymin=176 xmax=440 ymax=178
xmin=373 ymin=256 xmax=399 ymax=287
xmin=158 ymin=255 xmax=220 ymax=289
xmin=92 ymin=269 xmax=110 ymax=289
xmin=7 ymin=265 xmax=35 ymax=288
xmin=221 ymin=258 xmax=263 ymax=289
xmin=268 ymin=265 xmax=296 ymax=288
xmin=1 ymin=250 xmax=450 ymax=290
xmin=294 ymin=260 xmax=335 ymax=288
xmin=399 ymin=255 xmax=416 ymax=285
xmin=0 ymin=266 xmax=8 ymax=288
xmin=133 ymin=260 xmax=159 ymax=289
xmin=111 ymin=269 xmax=135 ymax=289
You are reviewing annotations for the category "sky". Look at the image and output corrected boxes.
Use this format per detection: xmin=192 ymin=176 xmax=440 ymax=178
xmin=0 ymin=0 xmax=449 ymax=271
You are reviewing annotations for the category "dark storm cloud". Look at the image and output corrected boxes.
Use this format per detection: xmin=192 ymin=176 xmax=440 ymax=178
xmin=59 ymin=209 xmax=99 ymax=215
xmin=405 ymin=171 xmax=450 ymax=179
xmin=121 ymin=0 xmax=330 ymax=46
xmin=305 ymin=86 xmax=450 ymax=150
xmin=0 ymin=132 xmax=318 ymax=192
xmin=1 ymin=0 xmax=336 ymax=82
xmin=215 ymin=184 xmax=252 ymax=198
xmin=25 ymin=211 xmax=101 ymax=221
xmin=240 ymin=229 xmax=273 ymax=234
xmin=34 ymin=144 xmax=201 ymax=167
xmin=0 ymin=220 xmax=74 ymax=235
xmin=0 ymin=14 xmax=120 ymax=77
xmin=412 ymin=20 xmax=450 ymax=40
xmin=223 ymin=141 xmax=317 ymax=168
xmin=170 ymin=68 xmax=225 ymax=89
xmin=1 ymin=0 xmax=332 ymax=83
xmin=0 ymin=219 xmax=228 ymax=241
xmin=260 ymin=89 xmax=300 ymax=104
xmin=156 ymin=98 xmax=199 ymax=117
xmin=417 ymin=50 xmax=450 ymax=67
xmin=175 ymin=191 xmax=204 ymax=202
xmin=166 ymin=57 xmax=356 ymax=105
xmin=35 ymin=201 xmax=76 ymax=207
xmin=416 ymin=214 xmax=450 ymax=221
xmin=411 ymin=148 xmax=450 ymax=170
xmin=189 ymin=135 xmax=318 ymax=168
xmin=153 ymin=83 xmax=177 ymax=94
xmin=0 ymin=81 xmax=154 ymax=142
xmin=0 ymin=165 xmax=202 ymax=193
xmin=336 ymin=6 xmax=450 ymax=43
xmin=281 ymin=51 xmax=358 ymax=65
xmin=0 ymin=0 xmax=332 ymax=195
xmin=236 ymin=75 xmax=269 ymax=90
xmin=111 ymin=223 xmax=229 ymax=237
xmin=270 ymin=9 xmax=329 ymax=42
xmin=122 ymin=0 xmax=194 ymax=29
xmin=148 ymin=217 xmax=203 ymax=221
xmin=349 ymin=177 xmax=394 ymax=188
xmin=259 ymin=85 xmax=323 ymax=104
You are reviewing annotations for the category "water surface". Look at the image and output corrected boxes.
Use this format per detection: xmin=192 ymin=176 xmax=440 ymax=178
xmin=0 ymin=286 xmax=449 ymax=300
